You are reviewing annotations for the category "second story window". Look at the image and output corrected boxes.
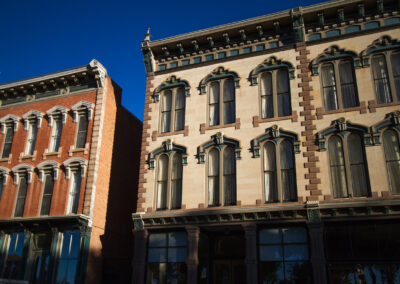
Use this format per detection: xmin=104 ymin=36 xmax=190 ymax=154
xmin=38 ymin=161 xmax=59 ymax=216
xmin=64 ymin=157 xmax=87 ymax=214
xmin=76 ymin=112 xmax=88 ymax=149
xmin=382 ymin=129 xmax=400 ymax=194
xmin=209 ymin=78 xmax=235 ymax=126
xmin=24 ymin=120 xmax=38 ymax=155
xmin=161 ymin=87 xmax=185 ymax=133
xmin=2 ymin=124 xmax=14 ymax=159
xmin=49 ymin=116 xmax=63 ymax=152
xmin=14 ymin=175 xmax=28 ymax=217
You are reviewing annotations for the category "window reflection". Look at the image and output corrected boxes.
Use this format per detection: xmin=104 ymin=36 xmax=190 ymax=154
xmin=56 ymin=230 xmax=81 ymax=284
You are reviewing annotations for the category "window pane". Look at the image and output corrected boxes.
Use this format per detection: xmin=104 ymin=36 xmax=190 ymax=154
xmin=76 ymin=113 xmax=88 ymax=148
xmin=2 ymin=126 xmax=14 ymax=158
xmin=264 ymin=142 xmax=277 ymax=202
xmin=391 ymin=52 xmax=400 ymax=101
xmin=283 ymin=227 xmax=307 ymax=243
xmin=260 ymin=245 xmax=283 ymax=261
xmin=157 ymin=155 xmax=168 ymax=209
xmin=261 ymin=72 xmax=273 ymax=118
xmin=4 ymin=232 xmax=25 ymax=279
xmin=174 ymin=87 xmax=185 ymax=131
xmin=168 ymin=232 xmax=187 ymax=246
xmin=208 ymin=148 xmax=219 ymax=205
xmin=284 ymin=261 xmax=311 ymax=282
xmin=209 ymin=82 xmax=220 ymax=126
xmin=223 ymin=79 xmax=235 ymax=124
xmin=148 ymin=248 xmax=167 ymax=263
xmin=67 ymin=170 xmax=81 ymax=214
xmin=339 ymin=60 xmax=358 ymax=108
xmin=260 ymin=262 xmax=284 ymax=283
xmin=50 ymin=118 xmax=63 ymax=152
xmin=277 ymin=69 xmax=291 ymax=116
xmin=260 ymin=228 xmax=282 ymax=244
xmin=25 ymin=122 xmax=38 ymax=155
xmin=167 ymin=248 xmax=187 ymax=262
xmin=223 ymin=147 xmax=236 ymax=205
xmin=372 ymin=54 xmax=392 ymax=103
xmin=161 ymin=91 xmax=172 ymax=132
xmin=280 ymin=140 xmax=296 ymax=202
xmin=321 ymin=63 xmax=339 ymax=110
xmin=284 ymin=245 xmax=309 ymax=261
xmin=40 ymin=173 xmax=54 ymax=215
xmin=171 ymin=154 xmax=182 ymax=209
xmin=348 ymin=134 xmax=369 ymax=197
xmin=383 ymin=130 xmax=400 ymax=194
xmin=149 ymin=233 xmax=168 ymax=247
xmin=14 ymin=176 xmax=28 ymax=217
xmin=329 ymin=136 xmax=348 ymax=198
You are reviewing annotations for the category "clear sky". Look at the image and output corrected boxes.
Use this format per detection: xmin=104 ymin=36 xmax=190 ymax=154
xmin=0 ymin=0 xmax=323 ymax=120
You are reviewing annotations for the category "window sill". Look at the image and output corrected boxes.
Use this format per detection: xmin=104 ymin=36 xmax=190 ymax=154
xmin=68 ymin=143 xmax=89 ymax=156
xmin=19 ymin=151 xmax=36 ymax=162
xmin=0 ymin=155 xmax=11 ymax=164
xmin=323 ymin=192 xmax=378 ymax=202
xmin=368 ymin=100 xmax=400 ymax=113
xmin=152 ymin=126 xmax=189 ymax=141
xmin=316 ymin=101 xmax=367 ymax=119
xmin=253 ymin=111 xmax=298 ymax=127
xmin=200 ymin=118 xmax=241 ymax=134
xmin=43 ymin=148 xmax=62 ymax=159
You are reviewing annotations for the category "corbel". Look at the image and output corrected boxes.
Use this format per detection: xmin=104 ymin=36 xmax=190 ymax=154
xmin=239 ymin=30 xmax=246 ymax=41
xmin=177 ymin=43 xmax=184 ymax=55
xmin=273 ymin=21 xmax=280 ymax=33
xmin=222 ymin=33 xmax=230 ymax=45
xmin=377 ymin=0 xmax=384 ymax=14
xmin=256 ymin=26 xmax=263 ymax=37
xmin=162 ymin=47 xmax=170 ymax=57
xmin=337 ymin=8 xmax=345 ymax=22
xmin=358 ymin=4 xmax=365 ymax=18
xmin=207 ymin=37 xmax=214 ymax=48
xmin=192 ymin=40 xmax=199 ymax=52
xmin=318 ymin=13 xmax=324 ymax=26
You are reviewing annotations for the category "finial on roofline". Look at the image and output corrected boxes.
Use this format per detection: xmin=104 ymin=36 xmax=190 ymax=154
xmin=144 ymin=27 xmax=151 ymax=41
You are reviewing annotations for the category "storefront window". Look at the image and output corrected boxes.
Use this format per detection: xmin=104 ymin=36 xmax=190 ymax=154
xmin=3 ymin=232 xmax=25 ymax=279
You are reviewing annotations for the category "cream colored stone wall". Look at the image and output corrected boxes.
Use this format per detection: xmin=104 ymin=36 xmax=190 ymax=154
xmin=141 ymin=28 xmax=400 ymax=211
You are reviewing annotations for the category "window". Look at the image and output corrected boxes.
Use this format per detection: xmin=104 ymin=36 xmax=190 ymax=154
xmin=147 ymin=232 xmax=187 ymax=284
xmin=259 ymin=227 xmax=311 ymax=283
xmin=269 ymin=42 xmax=278 ymax=48
xmin=328 ymin=133 xmax=370 ymax=198
xmin=40 ymin=172 xmax=54 ymax=215
xmin=256 ymin=44 xmax=265 ymax=51
xmin=207 ymin=146 xmax=236 ymax=206
xmin=208 ymin=78 xmax=235 ymax=126
xmin=260 ymin=68 xmax=291 ymax=118
xmin=56 ymin=230 xmax=81 ymax=284
xmin=75 ymin=112 xmax=88 ymax=148
xmin=159 ymin=64 xmax=166 ymax=71
xmin=365 ymin=21 xmax=380 ymax=30
xmin=1 ymin=124 xmax=14 ymax=158
xmin=384 ymin=17 xmax=400 ymax=26
xmin=66 ymin=169 xmax=81 ymax=214
xmin=0 ymin=175 xmax=4 ymax=199
xmin=230 ymin=50 xmax=239 ymax=56
xmin=242 ymin=47 xmax=251 ymax=54
xmin=218 ymin=52 xmax=226 ymax=59
xmin=263 ymin=139 xmax=297 ymax=203
xmin=156 ymin=153 xmax=183 ymax=210
xmin=193 ymin=57 xmax=201 ymax=63
xmin=160 ymin=87 xmax=186 ymax=133
xmin=383 ymin=129 xmax=400 ymax=194
xmin=371 ymin=51 xmax=400 ymax=104
xmin=309 ymin=33 xmax=321 ymax=41
xmin=49 ymin=116 xmax=63 ymax=152
xmin=2 ymin=232 xmax=25 ymax=279
xmin=205 ymin=54 xmax=213 ymax=61
xmin=345 ymin=25 xmax=360 ymax=34
xmin=24 ymin=120 xmax=38 ymax=155
xmin=170 ymin=62 xmax=178 ymax=68
xmin=181 ymin=60 xmax=189 ymax=66
xmin=326 ymin=29 xmax=340 ymax=37
xmin=320 ymin=59 xmax=359 ymax=111
xmin=14 ymin=175 xmax=28 ymax=217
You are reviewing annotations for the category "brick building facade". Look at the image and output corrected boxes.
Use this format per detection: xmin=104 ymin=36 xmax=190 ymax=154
xmin=0 ymin=60 xmax=142 ymax=283
xmin=132 ymin=0 xmax=400 ymax=283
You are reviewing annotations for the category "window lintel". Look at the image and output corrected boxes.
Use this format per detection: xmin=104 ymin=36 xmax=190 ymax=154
xmin=153 ymin=75 xmax=190 ymax=102
xmin=0 ymin=114 xmax=20 ymax=133
xmin=197 ymin=132 xmax=241 ymax=163
xmin=37 ymin=160 xmax=61 ymax=181
xmin=71 ymin=101 xmax=94 ymax=122
xmin=63 ymin=157 xmax=87 ymax=179
xmin=311 ymin=46 xmax=358 ymax=75
xmin=46 ymin=105 xmax=69 ymax=125
xmin=11 ymin=164 xmax=34 ymax=184
xmin=371 ymin=111 xmax=400 ymax=145
xmin=22 ymin=110 xmax=44 ymax=130
xmin=148 ymin=140 xmax=187 ymax=169
xmin=0 ymin=166 xmax=10 ymax=185
xmin=360 ymin=35 xmax=400 ymax=67
xmin=199 ymin=66 xmax=240 ymax=94
xmin=250 ymin=56 xmax=295 ymax=85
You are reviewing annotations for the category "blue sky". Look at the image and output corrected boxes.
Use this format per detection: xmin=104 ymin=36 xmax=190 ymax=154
xmin=0 ymin=0 xmax=322 ymax=120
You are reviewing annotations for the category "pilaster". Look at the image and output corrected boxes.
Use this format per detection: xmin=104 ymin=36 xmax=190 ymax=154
xmin=185 ymin=226 xmax=200 ymax=284
xmin=132 ymin=229 xmax=149 ymax=284
xmin=243 ymin=223 xmax=258 ymax=284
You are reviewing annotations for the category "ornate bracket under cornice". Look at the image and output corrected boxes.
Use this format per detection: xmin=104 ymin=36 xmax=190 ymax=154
xmin=197 ymin=132 xmax=241 ymax=163
xmin=250 ymin=125 xmax=300 ymax=158
xmin=316 ymin=118 xmax=371 ymax=151
xmin=249 ymin=56 xmax=295 ymax=85
xmin=199 ymin=67 xmax=240 ymax=94
xmin=153 ymin=75 xmax=190 ymax=102
xmin=147 ymin=140 xmax=188 ymax=169
xmin=359 ymin=35 xmax=400 ymax=67
xmin=371 ymin=110 xmax=400 ymax=145
xmin=311 ymin=45 xmax=359 ymax=75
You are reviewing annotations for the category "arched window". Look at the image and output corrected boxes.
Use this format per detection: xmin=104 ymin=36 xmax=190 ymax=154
xmin=71 ymin=101 xmax=94 ymax=149
xmin=46 ymin=105 xmax=68 ymax=153
xmin=12 ymin=164 xmax=34 ymax=217
xmin=207 ymin=146 xmax=236 ymax=206
xmin=160 ymin=87 xmax=186 ymax=133
xmin=0 ymin=114 xmax=19 ymax=159
xmin=38 ymin=161 xmax=60 ymax=216
xmin=209 ymin=78 xmax=235 ymax=126
xmin=156 ymin=154 xmax=169 ymax=210
xmin=327 ymin=133 xmax=370 ymax=198
xmin=22 ymin=110 xmax=43 ymax=156
xmin=63 ymin=157 xmax=87 ymax=214
xmin=383 ymin=129 xmax=400 ymax=194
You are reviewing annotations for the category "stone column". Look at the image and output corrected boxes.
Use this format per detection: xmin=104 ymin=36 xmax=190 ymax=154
xmin=185 ymin=226 xmax=200 ymax=284
xmin=308 ymin=223 xmax=328 ymax=284
xmin=243 ymin=223 xmax=258 ymax=284
xmin=132 ymin=229 xmax=148 ymax=284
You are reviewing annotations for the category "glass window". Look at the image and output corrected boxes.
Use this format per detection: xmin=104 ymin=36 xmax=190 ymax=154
xmin=308 ymin=33 xmax=321 ymax=41
xmin=223 ymin=79 xmax=235 ymax=124
xmin=56 ymin=230 xmax=81 ymax=284
xmin=263 ymin=142 xmax=277 ymax=202
xmin=329 ymin=135 xmax=348 ymax=198
xmin=280 ymin=140 xmax=296 ymax=201
xmin=269 ymin=42 xmax=279 ymax=48
xmin=67 ymin=169 xmax=81 ymax=214
xmin=208 ymin=78 xmax=235 ymax=126
xmin=205 ymin=54 xmax=213 ymax=61
xmin=242 ymin=47 xmax=251 ymax=54
xmin=384 ymin=17 xmax=400 ymax=26
xmin=174 ymin=87 xmax=185 ymax=131
xmin=259 ymin=227 xmax=311 ymax=283
xmin=339 ymin=60 xmax=358 ymax=108
xmin=161 ymin=90 xmax=172 ymax=133
xmin=147 ymin=232 xmax=187 ymax=284
xmin=3 ymin=232 xmax=25 ymax=279
xmin=193 ymin=57 xmax=202 ymax=64
xmin=159 ymin=64 xmax=166 ymax=71
xmin=75 ymin=112 xmax=88 ymax=149
xmin=0 ymin=175 xmax=4 ymax=199
xmin=372 ymin=54 xmax=392 ymax=104
xmin=364 ymin=21 xmax=380 ymax=30
xmin=326 ymin=29 xmax=340 ymax=37
xmin=321 ymin=63 xmax=339 ymax=110
xmin=161 ymin=86 xmax=186 ymax=133
xmin=209 ymin=81 xmax=220 ymax=126
xmin=256 ymin=44 xmax=265 ymax=51
xmin=223 ymin=147 xmax=236 ymax=206
xmin=49 ymin=117 xmax=62 ymax=152
xmin=217 ymin=52 xmax=226 ymax=59
xmin=156 ymin=154 xmax=168 ymax=210
xmin=14 ymin=176 xmax=28 ymax=217
xmin=170 ymin=62 xmax=178 ymax=68
xmin=391 ymin=52 xmax=400 ymax=101
xmin=230 ymin=50 xmax=239 ymax=56
xmin=261 ymin=72 xmax=273 ymax=119
xmin=208 ymin=148 xmax=219 ymax=206
xmin=345 ymin=25 xmax=361 ymax=34
xmin=171 ymin=153 xmax=182 ymax=209
xmin=181 ymin=60 xmax=189 ymax=66
xmin=2 ymin=125 xmax=14 ymax=158
xmin=25 ymin=120 xmax=38 ymax=155
xmin=383 ymin=129 xmax=400 ymax=194
xmin=40 ymin=173 xmax=54 ymax=215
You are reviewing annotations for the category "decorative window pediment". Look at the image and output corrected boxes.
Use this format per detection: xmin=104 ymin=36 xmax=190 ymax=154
xmin=63 ymin=157 xmax=87 ymax=179
xmin=311 ymin=46 xmax=359 ymax=75
xmin=197 ymin=132 xmax=241 ymax=163
xmin=37 ymin=160 xmax=61 ymax=181
xmin=153 ymin=75 xmax=190 ymax=102
xmin=199 ymin=67 xmax=240 ymax=94
xmin=371 ymin=111 xmax=400 ymax=145
xmin=360 ymin=36 xmax=400 ymax=67
xmin=249 ymin=56 xmax=295 ymax=85
xmin=22 ymin=110 xmax=43 ymax=130
xmin=71 ymin=101 xmax=94 ymax=122
xmin=251 ymin=125 xmax=300 ymax=157
xmin=46 ymin=105 xmax=69 ymax=125
xmin=0 ymin=114 xmax=20 ymax=133
xmin=148 ymin=139 xmax=187 ymax=169
xmin=316 ymin=118 xmax=371 ymax=150
xmin=12 ymin=163 xmax=34 ymax=184
xmin=0 ymin=166 xmax=10 ymax=185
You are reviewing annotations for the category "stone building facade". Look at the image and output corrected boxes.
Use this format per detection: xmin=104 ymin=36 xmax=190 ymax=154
xmin=133 ymin=0 xmax=400 ymax=283
xmin=0 ymin=60 xmax=142 ymax=283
